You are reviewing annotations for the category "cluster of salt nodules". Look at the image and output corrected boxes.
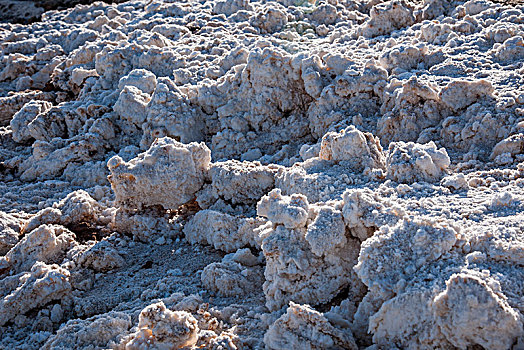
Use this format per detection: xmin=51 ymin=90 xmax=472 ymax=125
xmin=2 ymin=0 xmax=524 ymax=348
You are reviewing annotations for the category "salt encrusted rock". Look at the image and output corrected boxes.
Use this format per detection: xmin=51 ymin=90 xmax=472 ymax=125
xmin=250 ymin=4 xmax=288 ymax=34
xmin=308 ymin=3 xmax=338 ymax=26
xmin=23 ymin=189 xmax=103 ymax=234
xmin=341 ymin=189 xmax=402 ymax=241
xmin=141 ymin=78 xmax=206 ymax=148
xmin=433 ymin=273 xmax=523 ymax=350
xmin=258 ymin=207 xmax=365 ymax=311
xmin=0 ymin=211 xmax=22 ymax=255
xmin=2 ymin=0 xmax=524 ymax=347
xmin=354 ymin=218 xmax=457 ymax=293
xmin=201 ymin=259 xmax=264 ymax=297
xmin=367 ymin=262 xmax=524 ymax=348
xmin=203 ymin=46 xmax=315 ymax=159
xmin=120 ymin=301 xmax=199 ymax=349
xmin=111 ymin=207 xmax=173 ymax=242
xmin=108 ymin=137 xmax=211 ymax=211
xmin=386 ymin=141 xmax=450 ymax=183
xmin=0 ymin=91 xmax=55 ymax=126
xmin=493 ymin=35 xmax=524 ymax=62
xmin=257 ymin=189 xmax=309 ymax=229
xmin=306 ymin=62 xmax=387 ymax=140
xmin=26 ymin=102 xmax=88 ymax=142
xmin=117 ymin=68 xmax=157 ymax=95
xmin=0 ymin=224 xmax=76 ymax=276
xmin=212 ymin=0 xmax=253 ymax=16
xmin=377 ymin=76 xmax=446 ymax=144
xmin=440 ymin=173 xmax=469 ymax=191
xmin=299 ymin=143 xmax=321 ymax=161
xmin=490 ymin=133 xmax=524 ymax=160
xmin=361 ymin=0 xmax=415 ymax=38
xmin=272 ymin=158 xmax=370 ymax=204
xmin=439 ymin=79 xmax=494 ymax=112
xmin=184 ymin=210 xmax=264 ymax=252
xmin=305 ymin=206 xmax=346 ymax=257
xmin=265 ymin=302 xmax=358 ymax=350
xmin=368 ymin=285 xmax=450 ymax=348
xmin=18 ymin=133 xmax=110 ymax=182
xmin=113 ymin=85 xmax=151 ymax=126
xmin=10 ymin=100 xmax=53 ymax=143
xmin=75 ymin=239 xmax=124 ymax=272
xmin=0 ymin=262 xmax=71 ymax=327
xmin=42 ymin=311 xmax=132 ymax=350
xmin=319 ymin=125 xmax=386 ymax=172
xmin=379 ymin=44 xmax=440 ymax=72
xmin=351 ymin=285 xmax=393 ymax=344
xmin=489 ymin=191 xmax=516 ymax=210
xmin=209 ymin=160 xmax=281 ymax=205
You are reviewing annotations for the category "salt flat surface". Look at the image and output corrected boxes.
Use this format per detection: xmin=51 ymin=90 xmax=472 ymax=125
xmin=1 ymin=0 xmax=524 ymax=348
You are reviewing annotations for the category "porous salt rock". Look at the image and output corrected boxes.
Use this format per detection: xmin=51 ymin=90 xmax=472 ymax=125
xmin=201 ymin=258 xmax=264 ymax=297
xmin=265 ymin=302 xmax=358 ymax=350
xmin=250 ymin=4 xmax=288 ymax=34
xmin=141 ymin=78 xmax=206 ymax=148
xmin=108 ymin=137 xmax=210 ymax=211
xmin=354 ymin=218 xmax=457 ymax=293
xmin=113 ymin=85 xmax=151 ymax=126
xmin=257 ymin=189 xmax=309 ymax=229
xmin=258 ymin=205 xmax=364 ymax=311
xmin=0 ymin=224 xmax=76 ymax=276
xmin=10 ymin=100 xmax=52 ymax=143
xmin=226 ymin=247 xmax=260 ymax=267
xmin=23 ymin=189 xmax=103 ymax=234
xmin=493 ymin=35 xmax=524 ymax=62
xmin=212 ymin=0 xmax=253 ymax=16
xmin=490 ymin=133 xmax=524 ymax=160
xmin=361 ymin=0 xmax=415 ymax=38
xmin=203 ymin=46 xmax=315 ymax=159
xmin=439 ymin=79 xmax=494 ymax=112
xmin=299 ymin=143 xmax=321 ymax=161
xmin=308 ymin=3 xmax=338 ymax=26
xmin=42 ymin=311 xmax=132 ymax=350
xmin=342 ymin=189 xmax=402 ymax=241
xmin=0 ymin=211 xmax=22 ymax=255
xmin=307 ymin=63 xmax=387 ymax=140
xmin=117 ymin=68 xmax=157 ymax=95
xmin=319 ymin=125 xmax=386 ymax=172
xmin=305 ymin=206 xmax=346 ymax=257
xmin=440 ymin=173 xmax=469 ymax=191
xmin=377 ymin=76 xmax=446 ymax=144
xmin=2 ymin=0 xmax=524 ymax=347
xmin=386 ymin=141 xmax=450 ymax=183
xmin=26 ymin=102 xmax=88 ymax=142
xmin=184 ymin=210 xmax=264 ymax=252
xmin=489 ymin=191 xmax=515 ymax=210
xmin=209 ymin=160 xmax=281 ymax=205
xmin=120 ymin=301 xmax=199 ymax=350
xmin=75 ymin=239 xmax=124 ymax=272
xmin=368 ymin=286 xmax=451 ymax=348
xmin=433 ymin=273 xmax=523 ymax=350
xmin=19 ymin=133 xmax=110 ymax=182
xmin=0 ymin=262 xmax=71 ymax=327
xmin=111 ymin=208 xmax=174 ymax=242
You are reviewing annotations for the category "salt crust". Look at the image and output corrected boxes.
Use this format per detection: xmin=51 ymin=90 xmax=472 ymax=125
xmin=1 ymin=0 xmax=524 ymax=348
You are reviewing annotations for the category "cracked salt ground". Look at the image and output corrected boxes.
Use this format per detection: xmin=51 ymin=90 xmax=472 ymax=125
xmin=1 ymin=0 xmax=524 ymax=348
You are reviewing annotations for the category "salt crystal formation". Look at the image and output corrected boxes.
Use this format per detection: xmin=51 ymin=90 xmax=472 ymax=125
xmin=1 ymin=0 xmax=524 ymax=348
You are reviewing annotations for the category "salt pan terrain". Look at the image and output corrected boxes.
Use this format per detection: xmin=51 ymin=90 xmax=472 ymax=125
xmin=1 ymin=0 xmax=524 ymax=348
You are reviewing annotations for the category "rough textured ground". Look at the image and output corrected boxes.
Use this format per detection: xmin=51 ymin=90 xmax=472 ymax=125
xmin=0 ymin=0 xmax=127 ymax=24
xmin=1 ymin=0 xmax=524 ymax=348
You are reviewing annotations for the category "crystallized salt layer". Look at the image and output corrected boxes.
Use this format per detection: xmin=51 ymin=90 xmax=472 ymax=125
xmin=1 ymin=0 xmax=524 ymax=348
